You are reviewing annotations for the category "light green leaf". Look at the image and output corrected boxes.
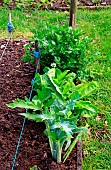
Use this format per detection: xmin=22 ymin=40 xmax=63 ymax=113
xmin=74 ymin=81 xmax=99 ymax=98
xmin=47 ymin=68 xmax=56 ymax=78
xmin=75 ymin=101 xmax=98 ymax=117
xmin=72 ymin=127 xmax=88 ymax=136
xmin=70 ymin=91 xmax=81 ymax=100
xmin=7 ymin=98 xmax=42 ymax=111
xmin=66 ymin=99 xmax=76 ymax=111
xmin=37 ymin=87 xmax=51 ymax=103
xmin=55 ymin=68 xmax=62 ymax=76
xmin=21 ymin=112 xmax=54 ymax=122
xmin=51 ymin=121 xmax=74 ymax=135
xmin=46 ymin=75 xmax=63 ymax=101
xmin=34 ymin=73 xmax=41 ymax=87
xmin=62 ymin=82 xmax=72 ymax=95
xmin=20 ymin=113 xmax=43 ymax=122
xmin=57 ymin=70 xmax=69 ymax=82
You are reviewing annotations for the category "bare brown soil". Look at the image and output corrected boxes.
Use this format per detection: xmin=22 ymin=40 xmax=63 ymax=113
xmin=0 ymin=40 xmax=82 ymax=170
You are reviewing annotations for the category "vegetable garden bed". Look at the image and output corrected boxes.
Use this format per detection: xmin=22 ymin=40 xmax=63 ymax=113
xmin=0 ymin=39 xmax=82 ymax=170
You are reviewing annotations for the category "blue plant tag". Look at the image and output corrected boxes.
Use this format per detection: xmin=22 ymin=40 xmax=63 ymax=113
xmin=31 ymin=78 xmax=35 ymax=86
xmin=7 ymin=22 xmax=14 ymax=33
xmin=34 ymin=50 xmax=40 ymax=58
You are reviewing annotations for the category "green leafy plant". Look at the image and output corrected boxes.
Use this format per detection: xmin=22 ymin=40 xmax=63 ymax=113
xmin=30 ymin=165 xmax=38 ymax=170
xmin=23 ymin=25 xmax=90 ymax=80
xmin=22 ymin=43 xmax=35 ymax=63
xmin=7 ymin=68 xmax=98 ymax=163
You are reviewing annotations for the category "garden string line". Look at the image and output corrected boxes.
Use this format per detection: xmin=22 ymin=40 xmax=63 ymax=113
xmin=0 ymin=33 xmax=12 ymax=61
xmin=11 ymin=55 xmax=40 ymax=170
xmin=0 ymin=15 xmax=14 ymax=61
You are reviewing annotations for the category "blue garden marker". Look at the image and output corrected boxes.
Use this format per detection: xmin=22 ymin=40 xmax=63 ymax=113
xmin=7 ymin=22 xmax=14 ymax=33
xmin=34 ymin=49 xmax=40 ymax=59
xmin=34 ymin=40 xmax=40 ymax=72
xmin=7 ymin=13 xmax=14 ymax=33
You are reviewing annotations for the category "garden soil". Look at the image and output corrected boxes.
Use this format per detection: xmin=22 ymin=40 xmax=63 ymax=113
xmin=0 ymin=40 xmax=82 ymax=170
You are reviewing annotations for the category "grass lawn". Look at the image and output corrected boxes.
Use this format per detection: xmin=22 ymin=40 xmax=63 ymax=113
xmin=0 ymin=7 xmax=111 ymax=170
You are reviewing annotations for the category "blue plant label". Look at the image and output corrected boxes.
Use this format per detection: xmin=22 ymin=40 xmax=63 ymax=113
xmin=34 ymin=50 xmax=40 ymax=58
xmin=31 ymin=78 xmax=35 ymax=86
xmin=7 ymin=22 xmax=14 ymax=33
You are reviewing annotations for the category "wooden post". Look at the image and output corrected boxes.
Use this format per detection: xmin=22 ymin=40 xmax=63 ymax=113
xmin=35 ymin=40 xmax=40 ymax=72
xmin=69 ymin=0 xmax=77 ymax=29
xmin=8 ymin=13 xmax=11 ymax=23
xmin=77 ymin=140 xmax=82 ymax=170
xmin=8 ymin=13 xmax=12 ymax=42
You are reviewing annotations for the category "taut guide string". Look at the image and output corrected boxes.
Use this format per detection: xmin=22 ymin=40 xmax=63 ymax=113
xmin=11 ymin=58 xmax=40 ymax=170
xmin=0 ymin=13 xmax=14 ymax=61
xmin=11 ymin=35 xmax=40 ymax=170
xmin=0 ymin=13 xmax=40 ymax=169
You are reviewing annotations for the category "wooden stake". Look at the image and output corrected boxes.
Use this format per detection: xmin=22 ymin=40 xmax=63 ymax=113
xmin=8 ymin=13 xmax=11 ymax=23
xmin=8 ymin=13 xmax=13 ymax=42
xmin=77 ymin=140 xmax=82 ymax=170
xmin=69 ymin=0 xmax=77 ymax=29
xmin=35 ymin=40 xmax=40 ymax=72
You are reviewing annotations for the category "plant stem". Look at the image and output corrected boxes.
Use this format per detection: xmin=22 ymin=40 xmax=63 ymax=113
xmin=49 ymin=137 xmax=55 ymax=158
xmin=56 ymin=140 xmax=62 ymax=163
xmin=49 ymin=139 xmax=62 ymax=163
xmin=53 ymin=141 xmax=57 ymax=160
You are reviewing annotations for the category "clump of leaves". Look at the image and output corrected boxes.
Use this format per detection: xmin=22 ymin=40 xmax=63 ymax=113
xmin=30 ymin=165 xmax=38 ymax=170
xmin=25 ymin=25 xmax=90 ymax=80
xmin=7 ymin=68 xmax=98 ymax=163
xmin=22 ymin=42 xmax=35 ymax=63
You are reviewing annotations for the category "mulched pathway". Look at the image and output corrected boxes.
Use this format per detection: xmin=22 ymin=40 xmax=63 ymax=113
xmin=0 ymin=40 xmax=78 ymax=170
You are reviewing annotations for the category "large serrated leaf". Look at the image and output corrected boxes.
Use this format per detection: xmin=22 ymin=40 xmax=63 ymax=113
xmin=7 ymin=98 xmax=42 ymax=111
xmin=20 ymin=113 xmax=43 ymax=122
xmin=21 ymin=112 xmax=54 ymax=121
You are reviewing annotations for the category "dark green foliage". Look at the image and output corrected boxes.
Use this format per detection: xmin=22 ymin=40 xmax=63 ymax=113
xmin=24 ymin=25 xmax=90 ymax=80
xmin=40 ymin=26 xmax=90 ymax=80
xmin=22 ymin=43 xmax=35 ymax=63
